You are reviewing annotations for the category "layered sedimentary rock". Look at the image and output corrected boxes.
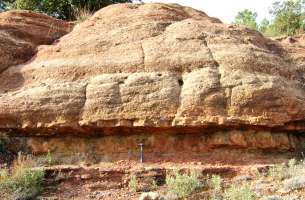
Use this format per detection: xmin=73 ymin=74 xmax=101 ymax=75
xmin=1 ymin=4 xmax=305 ymax=154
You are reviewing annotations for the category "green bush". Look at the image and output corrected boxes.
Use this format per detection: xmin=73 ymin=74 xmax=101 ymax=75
xmin=234 ymin=9 xmax=258 ymax=30
xmin=0 ymin=153 xmax=45 ymax=199
xmin=166 ymin=171 xmax=202 ymax=198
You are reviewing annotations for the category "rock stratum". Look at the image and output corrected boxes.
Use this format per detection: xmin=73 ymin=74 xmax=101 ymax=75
xmin=1 ymin=4 xmax=305 ymax=155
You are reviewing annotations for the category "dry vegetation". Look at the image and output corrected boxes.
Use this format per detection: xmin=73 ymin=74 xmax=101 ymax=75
xmin=1 ymin=147 xmax=305 ymax=199
xmin=138 ymin=158 xmax=305 ymax=200
xmin=0 ymin=140 xmax=305 ymax=200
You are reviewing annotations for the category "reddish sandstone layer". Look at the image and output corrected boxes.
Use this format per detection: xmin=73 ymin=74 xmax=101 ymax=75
xmin=0 ymin=4 xmax=305 ymax=136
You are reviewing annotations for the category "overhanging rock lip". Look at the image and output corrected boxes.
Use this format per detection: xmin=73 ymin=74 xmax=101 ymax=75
xmin=1 ymin=122 xmax=305 ymax=137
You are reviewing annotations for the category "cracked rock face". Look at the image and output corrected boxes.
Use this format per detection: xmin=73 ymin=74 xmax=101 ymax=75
xmin=0 ymin=3 xmax=305 ymax=134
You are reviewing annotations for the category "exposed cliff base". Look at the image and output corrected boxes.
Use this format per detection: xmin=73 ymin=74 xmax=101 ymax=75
xmin=2 ymin=129 xmax=303 ymax=164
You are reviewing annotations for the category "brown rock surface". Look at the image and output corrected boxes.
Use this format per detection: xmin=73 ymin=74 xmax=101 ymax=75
xmin=276 ymin=34 xmax=305 ymax=68
xmin=0 ymin=10 xmax=73 ymax=73
xmin=0 ymin=3 xmax=305 ymax=135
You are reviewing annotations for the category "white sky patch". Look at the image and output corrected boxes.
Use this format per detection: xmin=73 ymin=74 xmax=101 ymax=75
xmin=143 ymin=0 xmax=275 ymax=24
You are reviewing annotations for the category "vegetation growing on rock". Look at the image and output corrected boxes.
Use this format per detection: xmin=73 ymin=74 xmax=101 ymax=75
xmin=0 ymin=153 xmax=45 ymax=200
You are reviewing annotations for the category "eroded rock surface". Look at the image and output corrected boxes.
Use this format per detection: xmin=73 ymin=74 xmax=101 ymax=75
xmin=0 ymin=10 xmax=72 ymax=73
xmin=0 ymin=3 xmax=305 ymax=135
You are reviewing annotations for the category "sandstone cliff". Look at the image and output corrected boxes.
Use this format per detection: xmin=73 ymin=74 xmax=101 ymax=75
xmin=0 ymin=3 xmax=305 ymax=136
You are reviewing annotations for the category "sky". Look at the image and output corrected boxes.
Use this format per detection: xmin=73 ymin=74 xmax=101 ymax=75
xmin=143 ymin=0 xmax=275 ymax=23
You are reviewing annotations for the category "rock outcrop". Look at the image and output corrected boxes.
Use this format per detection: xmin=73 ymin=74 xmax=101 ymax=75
xmin=0 ymin=3 xmax=305 ymax=136
xmin=0 ymin=10 xmax=72 ymax=73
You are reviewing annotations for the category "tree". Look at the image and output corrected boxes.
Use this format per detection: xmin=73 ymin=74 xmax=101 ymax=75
xmin=0 ymin=1 xmax=8 ymax=11
xmin=234 ymin=9 xmax=258 ymax=30
xmin=270 ymin=0 xmax=305 ymax=36
xmin=259 ymin=18 xmax=270 ymax=33
xmin=2 ymin=0 xmax=136 ymax=20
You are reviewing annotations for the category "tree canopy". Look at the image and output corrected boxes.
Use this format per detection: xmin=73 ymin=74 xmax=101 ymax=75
xmin=258 ymin=18 xmax=270 ymax=33
xmin=234 ymin=9 xmax=258 ymax=30
xmin=234 ymin=0 xmax=305 ymax=36
xmin=270 ymin=0 xmax=305 ymax=36
xmin=0 ymin=1 xmax=7 ymax=11
xmin=1 ymin=0 xmax=137 ymax=20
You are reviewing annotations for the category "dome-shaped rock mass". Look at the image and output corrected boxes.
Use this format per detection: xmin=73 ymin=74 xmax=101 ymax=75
xmin=0 ymin=3 xmax=305 ymax=157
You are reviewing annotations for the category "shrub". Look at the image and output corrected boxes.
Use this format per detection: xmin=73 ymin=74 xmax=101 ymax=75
xmin=0 ymin=153 xmax=45 ymax=199
xmin=166 ymin=171 xmax=202 ymax=198
xmin=223 ymin=183 xmax=257 ymax=200
xmin=268 ymin=159 xmax=305 ymax=182
xmin=268 ymin=165 xmax=288 ymax=181
xmin=210 ymin=175 xmax=222 ymax=190
xmin=46 ymin=149 xmax=56 ymax=166
xmin=129 ymin=175 xmax=138 ymax=192
xmin=209 ymin=175 xmax=222 ymax=200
